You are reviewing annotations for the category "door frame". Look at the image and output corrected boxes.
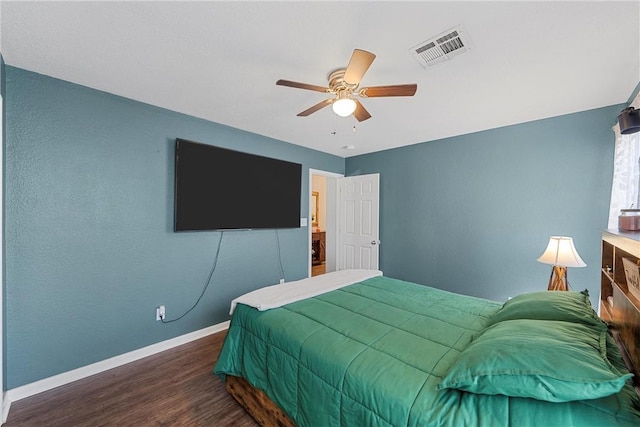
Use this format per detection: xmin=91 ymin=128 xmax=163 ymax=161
xmin=308 ymin=169 xmax=343 ymax=277
xmin=1 ymin=72 xmax=6 ymax=423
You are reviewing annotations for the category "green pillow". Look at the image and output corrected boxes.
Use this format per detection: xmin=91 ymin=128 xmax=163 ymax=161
xmin=437 ymin=319 xmax=632 ymax=402
xmin=486 ymin=290 xmax=602 ymax=327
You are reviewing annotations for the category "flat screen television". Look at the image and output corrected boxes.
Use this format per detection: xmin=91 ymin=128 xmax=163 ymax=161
xmin=174 ymin=138 xmax=302 ymax=231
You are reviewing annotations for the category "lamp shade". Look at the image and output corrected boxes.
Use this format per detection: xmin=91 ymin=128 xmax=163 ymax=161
xmin=332 ymin=90 xmax=356 ymax=117
xmin=618 ymin=107 xmax=640 ymax=135
xmin=537 ymin=236 xmax=587 ymax=268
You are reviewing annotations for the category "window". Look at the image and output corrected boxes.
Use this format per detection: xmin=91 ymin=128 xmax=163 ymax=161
xmin=608 ymin=93 xmax=640 ymax=228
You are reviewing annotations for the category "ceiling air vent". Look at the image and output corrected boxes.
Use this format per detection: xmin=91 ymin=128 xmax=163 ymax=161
xmin=410 ymin=26 xmax=472 ymax=69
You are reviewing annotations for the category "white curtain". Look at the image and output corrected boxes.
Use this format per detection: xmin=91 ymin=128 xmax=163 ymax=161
xmin=608 ymin=92 xmax=640 ymax=228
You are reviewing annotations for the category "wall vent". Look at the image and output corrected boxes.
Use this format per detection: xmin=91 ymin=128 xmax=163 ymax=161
xmin=410 ymin=26 xmax=472 ymax=69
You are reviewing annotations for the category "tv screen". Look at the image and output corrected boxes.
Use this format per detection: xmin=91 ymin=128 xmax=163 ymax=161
xmin=174 ymin=139 xmax=302 ymax=231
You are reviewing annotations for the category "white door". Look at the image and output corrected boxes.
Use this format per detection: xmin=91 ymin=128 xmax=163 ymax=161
xmin=338 ymin=173 xmax=380 ymax=270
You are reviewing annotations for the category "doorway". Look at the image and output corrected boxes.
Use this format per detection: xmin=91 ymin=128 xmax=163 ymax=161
xmin=309 ymin=169 xmax=342 ymax=277
xmin=308 ymin=170 xmax=380 ymax=277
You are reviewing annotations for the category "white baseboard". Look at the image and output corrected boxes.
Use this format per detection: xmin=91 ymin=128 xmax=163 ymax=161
xmin=4 ymin=320 xmax=230 ymax=418
xmin=2 ymin=392 xmax=10 ymax=425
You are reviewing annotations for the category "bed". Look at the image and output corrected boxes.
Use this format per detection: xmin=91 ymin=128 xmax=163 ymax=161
xmin=214 ymin=270 xmax=640 ymax=426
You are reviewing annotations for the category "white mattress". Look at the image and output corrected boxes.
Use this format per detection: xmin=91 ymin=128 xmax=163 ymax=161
xmin=229 ymin=269 xmax=383 ymax=314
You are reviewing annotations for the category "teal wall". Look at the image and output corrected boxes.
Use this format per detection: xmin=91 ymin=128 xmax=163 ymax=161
xmin=346 ymin=105 xmax=622 ymax=305
xmin=627 ymin=81 xmax=640 ymax=103
xmin=2 ymin=62 xmax=634 ymax=390
xmin=1 ymin=55 xmax=5 ymax=96
xmin=4 ymin=66 xmax=344 ymax=389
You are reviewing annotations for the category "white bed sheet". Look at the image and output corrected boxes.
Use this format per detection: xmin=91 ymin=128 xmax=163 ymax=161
xmin=229 ymin=269 xmax=382 ymax=314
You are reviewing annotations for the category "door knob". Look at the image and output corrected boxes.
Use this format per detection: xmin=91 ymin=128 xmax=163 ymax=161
xmin=371 ymin=240 xmax=381 ymax=245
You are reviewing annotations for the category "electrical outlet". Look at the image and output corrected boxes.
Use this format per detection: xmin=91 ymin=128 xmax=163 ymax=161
xmin=156 ymin=305 xmax=165 ymax=321
xmin=280 ymin=278 xmax=285 ymax=284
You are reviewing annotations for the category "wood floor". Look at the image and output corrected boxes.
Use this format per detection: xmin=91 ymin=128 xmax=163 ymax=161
xmin=4 ymin=331 xmax=258 ymax=427
xmin=311 ymin=262 xmax=326 ymax=277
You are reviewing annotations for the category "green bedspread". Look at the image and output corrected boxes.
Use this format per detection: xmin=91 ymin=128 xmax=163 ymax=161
xmin=214 ymin=275 xmax=640 ymax=426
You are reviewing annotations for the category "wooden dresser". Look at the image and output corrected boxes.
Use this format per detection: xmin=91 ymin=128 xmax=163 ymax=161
xmin=311 ymin=231 xmax=326 ymax=265
xmin=600 ymin=230 xmax=640 ymax=371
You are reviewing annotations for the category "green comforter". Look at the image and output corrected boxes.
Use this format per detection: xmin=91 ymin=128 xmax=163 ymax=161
xmin=214 ymin=275 xmax=640 ymax=426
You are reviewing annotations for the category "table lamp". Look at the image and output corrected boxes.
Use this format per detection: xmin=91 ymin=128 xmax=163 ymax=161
xmin=537 ymin=236 xmax=586 ymax=291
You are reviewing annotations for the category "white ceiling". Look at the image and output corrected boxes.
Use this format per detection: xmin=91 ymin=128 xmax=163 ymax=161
xmin=1 ymin=1 xmax=639 ymax=158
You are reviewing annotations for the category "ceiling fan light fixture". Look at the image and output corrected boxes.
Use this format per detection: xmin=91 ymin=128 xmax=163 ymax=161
xmin=332 ymin=91 xmax=356 ymax=117
xmin=277 ymin=49 xmax=416 ymax=122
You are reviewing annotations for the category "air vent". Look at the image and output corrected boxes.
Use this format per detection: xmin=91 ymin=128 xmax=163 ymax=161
xmin=410 ymin=26 xmax=472 ymax=69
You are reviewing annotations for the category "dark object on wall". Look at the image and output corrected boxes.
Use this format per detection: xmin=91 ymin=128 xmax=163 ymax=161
xmin=174 ymin=139 xmax=301 ymax=231
xmin=618 ymin=107 xmax=640 ymax=134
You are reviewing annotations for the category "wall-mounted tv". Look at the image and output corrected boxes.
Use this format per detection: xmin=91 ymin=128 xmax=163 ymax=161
xmin=174 ymin=138 xmax=302 ymax=231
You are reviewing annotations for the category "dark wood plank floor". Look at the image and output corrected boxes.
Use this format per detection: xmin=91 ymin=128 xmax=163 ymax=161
xmin=5 ymin=331 xmax=258 ymax=426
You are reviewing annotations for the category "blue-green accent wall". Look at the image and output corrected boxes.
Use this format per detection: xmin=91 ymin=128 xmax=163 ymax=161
xmin=627 ymin=81 xmax=640 ymax=103
xmin=1 ymin=55 xmax=5 ymax=96
xmin=3 ymin=62 xmax=636 ymax=391
xmin=4 ymin=66 xmax=343 ymax=389
xmin=346 ymin=106 xmax=622 ymax=305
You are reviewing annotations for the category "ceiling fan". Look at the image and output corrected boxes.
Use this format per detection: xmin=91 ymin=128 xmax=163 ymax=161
xmin=276 ymin=49 xmax=417 ymax=122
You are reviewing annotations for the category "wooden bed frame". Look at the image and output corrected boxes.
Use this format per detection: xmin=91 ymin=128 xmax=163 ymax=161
xmin=225 ymin=375 xmax=295 ymax=427
xmin=224 ymin=302 xmax=640 ymax=427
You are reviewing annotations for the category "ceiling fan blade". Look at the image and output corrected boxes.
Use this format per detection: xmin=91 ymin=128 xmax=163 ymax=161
xmin=343 ymin=49 xmax=376 ymax=86
xmin=359 ymin=84 xmax=417 ymax=97
xmin=353 ymin=100 xmax=371 ymax=122
xmin=276 ymin=79 xmax=329 ymax=93
xmin=297 ymin=99 xmax=333 ymax=117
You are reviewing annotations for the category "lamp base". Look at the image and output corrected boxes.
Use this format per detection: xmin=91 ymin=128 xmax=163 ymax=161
xmin=548 ymin=265 xmax=569 ymax=291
